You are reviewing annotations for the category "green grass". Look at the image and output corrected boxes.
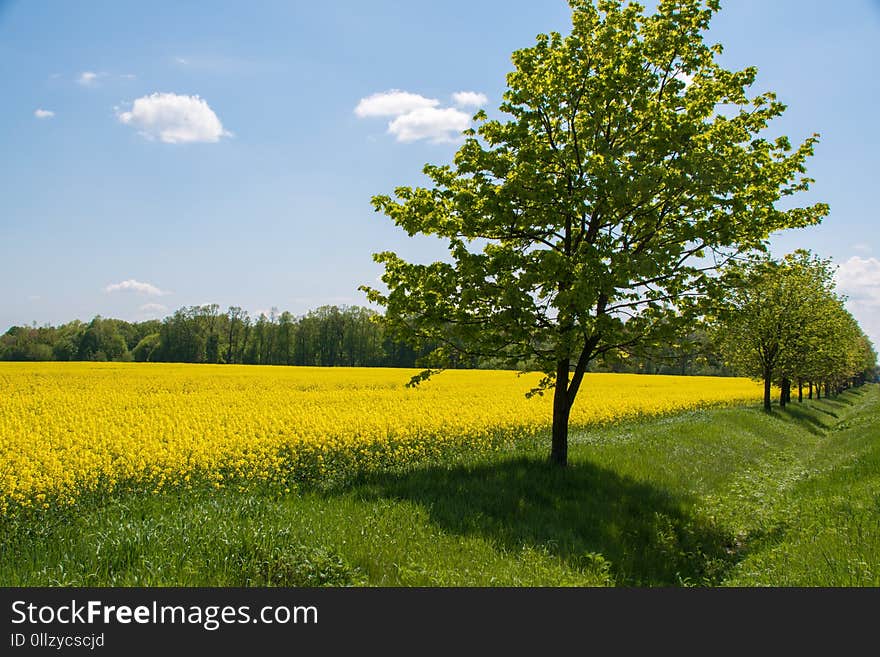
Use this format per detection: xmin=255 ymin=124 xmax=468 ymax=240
xmin=2 ymin=384 xmax=878 ymax=586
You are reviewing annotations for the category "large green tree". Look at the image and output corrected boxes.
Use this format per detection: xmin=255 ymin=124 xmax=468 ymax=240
xmin=362 ymin=0 xmax=827 ymax=465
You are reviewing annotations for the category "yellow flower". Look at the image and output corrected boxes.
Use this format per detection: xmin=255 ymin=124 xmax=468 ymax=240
xmin=0 ymin=362 xmax=763 ymax=512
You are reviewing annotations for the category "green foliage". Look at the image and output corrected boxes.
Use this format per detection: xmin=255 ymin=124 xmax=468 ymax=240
xmin=1 ymin=305 xmax=432 ymax=369
xmin=362 ymin=0 xmax=827 ymax=461
xmin=132 ymin=333 xmax=161 ymax=362
xmin=0 ymin=325 xmax=69 ymax=361
xmin=712 ymin=250 xmax=876 ymax=409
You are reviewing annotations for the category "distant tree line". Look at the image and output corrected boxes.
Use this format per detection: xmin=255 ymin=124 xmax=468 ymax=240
xmin=1 ymin=302 xmax=734 ymax=375
xmin=0 ymin=305 xmax=432 ymax=368
xmin=3 ymin=285 xmax=875 ymax=389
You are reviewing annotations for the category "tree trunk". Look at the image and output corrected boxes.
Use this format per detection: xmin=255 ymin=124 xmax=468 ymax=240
xmin=763 ymin=368 xmax=772 ymax=412
xmin=808 ymin=381 xmax=813 ymax=400
xmin=550 ymin=359 xmax=570 ymax=466
xmin=780 ymin=377 xmax=789 ymax=408
xmin=798 ymin=379 xmax=803 ymax=403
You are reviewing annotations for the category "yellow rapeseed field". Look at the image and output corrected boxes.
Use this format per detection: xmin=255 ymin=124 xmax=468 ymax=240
xmin=0 ymin=362 xmax=763 ymax=512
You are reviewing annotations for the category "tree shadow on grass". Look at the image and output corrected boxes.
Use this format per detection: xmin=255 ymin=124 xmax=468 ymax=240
xmin=770 ymin=395 xmax=858 ymax=429
xmin=349 ymin=456 xmax=738 ymax=587
xmin=830 ymin=391 xmax=858 ymax=406
xmin=775 ymin=405 xmax=832 ymax=435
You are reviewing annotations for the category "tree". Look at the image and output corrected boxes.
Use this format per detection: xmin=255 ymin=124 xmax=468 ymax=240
xmin=156 ymin=307 xmax=206 ymax=363
xmin=0 ymin=326 xmax=54 ymax=361
xmin=202 ymin=304 xmax=221 ymax=363
xmin=810 ymin=305 xmax=876 ymax=395
xmin=252 ymin=313 xmax=270 ymax=364
xmin=132 ymin=333 xmax=161 ymax=362
xmin=276 ymin=311 xmax=296 ymax=365
xmin=772 ymin=252 xmax=838 ymax=407
xmin=362 ymin=0 xmax=827 ymax=465
xmin=854 ymin=333 xmax=879 ymax=385
xmin=712 ymin=250 xmax=878 ymax=410
xmin=52 ymin=322 xmax=83 ymax=361
xmin=713 ymin=252 xmax=834 ymax=411
xmin=225 ymin=306 xmax=246 ymax=364
xmin=77 ymin=316 xmax=130 ymax=362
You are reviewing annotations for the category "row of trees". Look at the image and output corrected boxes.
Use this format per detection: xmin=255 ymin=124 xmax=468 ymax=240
xmin=0 ymin=317 xmax=157 ymax=363
xmin=0 ymin=305 xmax=431 ymax=368
xmin=712 ymin=251 xmax=877 ymax=411
xmin=4 ymin=257 xmax=873 ymax=394
xmin=1 ymin=302 xmax=740 ymax=375
xmin=146 ymin=304 xmax=414 ymax=367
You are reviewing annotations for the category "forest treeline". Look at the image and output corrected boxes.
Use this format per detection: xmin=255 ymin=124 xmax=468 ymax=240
xmin=1 ymin=305 xmax=425 ymax=368
xmin=0 ymin=303 xmax=731 ymax=375
xmin=3 ymin=264 xmax=877 ymax=393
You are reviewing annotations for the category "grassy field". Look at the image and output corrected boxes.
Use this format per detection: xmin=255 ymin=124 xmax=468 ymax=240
xmin=2 ymin=374 xmax=877 ymax=587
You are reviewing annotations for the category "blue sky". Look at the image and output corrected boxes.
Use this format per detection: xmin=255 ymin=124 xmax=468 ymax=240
xmin=2 ymin=0 xmax=879 ymax=348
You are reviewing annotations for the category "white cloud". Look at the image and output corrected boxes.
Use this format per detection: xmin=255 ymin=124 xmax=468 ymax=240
xmin=356 ymin=88 xmax=483 ymax=143
xmin=452 ymin=91 xmax=488 ymax=107
xmin=77 ymin=71 xmax=100 ymax=86
xmin=105 ymin=279 xmax=169 ymax=296
xmin=34 ymin=108 xmax=54 ymax=119
xmin=835 ymin=256 xmax=880 ymax=349
xmin=139 ymin=303 xmax=168 ymax=314
xmin=387 ymin=106 xmax=472 ymax=143
xmin=354 ymin=90 xmax=439 ymax=118
xmin=116 ymin=93 xmax=231 ymax=144
xmin=836 ymin=256 xmax=880 ymax=304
